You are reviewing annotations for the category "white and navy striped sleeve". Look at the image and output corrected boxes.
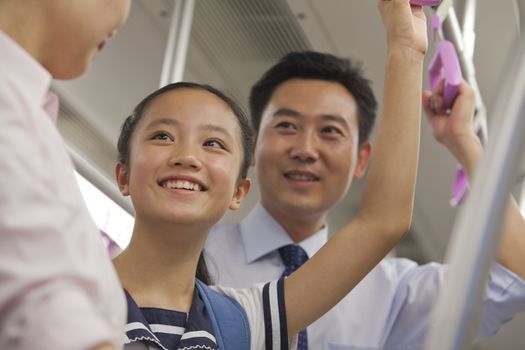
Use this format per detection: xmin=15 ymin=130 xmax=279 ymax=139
xmin=211 ymin=278 xmax=298 ymax=350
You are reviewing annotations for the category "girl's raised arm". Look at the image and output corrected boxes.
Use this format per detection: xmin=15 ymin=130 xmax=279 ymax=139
xmin=284 ymin=0 xmax=428 ymax=335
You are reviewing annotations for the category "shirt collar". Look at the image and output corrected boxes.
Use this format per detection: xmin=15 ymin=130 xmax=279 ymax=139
xmin=240 ymin=203 xmax=329 ymax=263
xmin=124 ymin=286 xmax=217 ymax=350
xmin=43 ymin=91 xmax=59 ymax=123
xmin=124 ymin=290 xmax=166 ymax=350
xmin=0 ymin=30 xmax=55 ymax=120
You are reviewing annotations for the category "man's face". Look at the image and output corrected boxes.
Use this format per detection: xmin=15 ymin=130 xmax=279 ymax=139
xmin=254 ymin=79 xmax=370 ymax=219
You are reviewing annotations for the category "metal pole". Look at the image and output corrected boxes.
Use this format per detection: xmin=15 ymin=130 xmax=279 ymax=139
xmin=513 ymin=0 xmax=524 ymax=33
xmin=159 ymin=0 xmax=196 ymax=87
xmin=67 ymin=145 xmax=134 ymax=216
xmin=461 ymin=0 xmax=477 ymax=60
xmin=424 ymin=30 xmax=525 ymax=350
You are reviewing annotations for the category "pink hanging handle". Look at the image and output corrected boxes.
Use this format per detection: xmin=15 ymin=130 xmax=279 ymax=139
xmin=428 ymin=40 xmax=462 ymax=109
xmin=410 ymin=0 xmax=442 ymax=5
xmin=428 ymin=15 xmax=463 ymax=110
xmin=426 ymin=15 xmax=468 ymax=206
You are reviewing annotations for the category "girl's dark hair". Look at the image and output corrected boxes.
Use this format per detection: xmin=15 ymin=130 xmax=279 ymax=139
xmin=249 ymin=51 xmax=378 ymax=145
xmin=117 ymin=82 xmax=254 ymax=284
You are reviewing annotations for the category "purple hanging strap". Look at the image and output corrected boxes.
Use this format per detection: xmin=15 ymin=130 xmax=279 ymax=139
xmin=428 ymin=15 xmax=462 ymax=110
xmin=427 ymin=14 xmax=468 ymax=206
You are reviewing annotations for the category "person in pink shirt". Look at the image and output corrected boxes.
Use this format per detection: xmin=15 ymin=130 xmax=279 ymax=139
xmin=0 ymin=1 xmax=130 ymax=349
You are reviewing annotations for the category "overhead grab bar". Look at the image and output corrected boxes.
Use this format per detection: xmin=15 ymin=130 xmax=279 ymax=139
xmin=159 ymin=0 xmax=196 ymax=87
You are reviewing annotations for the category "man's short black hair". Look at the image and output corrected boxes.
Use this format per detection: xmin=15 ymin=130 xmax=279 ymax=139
xmin=249 ymin=51 xmax=378 ymax=144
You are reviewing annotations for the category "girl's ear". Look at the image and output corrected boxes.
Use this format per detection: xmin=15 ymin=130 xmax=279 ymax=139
xmin=353 ymin=141 xmax=372 ymax=179
xmin=115 ymin=162 xmax=130 ymax=196
xmin=229 ymin=178 xmax=252 ymax=210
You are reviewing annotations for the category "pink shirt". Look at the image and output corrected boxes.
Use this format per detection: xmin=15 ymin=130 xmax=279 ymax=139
xmin=0 ymin=31 xmax=126 ymax=349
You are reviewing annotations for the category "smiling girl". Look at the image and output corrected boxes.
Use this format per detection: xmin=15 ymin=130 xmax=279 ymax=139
xmin=112 ymin=1 xmax=427 ymax=349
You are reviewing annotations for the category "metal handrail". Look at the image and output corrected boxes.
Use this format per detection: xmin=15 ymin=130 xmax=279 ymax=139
xmin=159 ymin=0 xmax=196 ymax=87
xmin=437 ymin=1 xmax=488 ymax=143
xmin=67 ymin=145 xmax=134 ymax=216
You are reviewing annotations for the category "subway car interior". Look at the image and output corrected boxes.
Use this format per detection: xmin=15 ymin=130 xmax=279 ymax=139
xmin=48 ymin=0 xmax=525 ymax=349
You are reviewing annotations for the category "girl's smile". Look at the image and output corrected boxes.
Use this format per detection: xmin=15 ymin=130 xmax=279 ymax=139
xmin=159 ymin=176 xmax=207 ymax=193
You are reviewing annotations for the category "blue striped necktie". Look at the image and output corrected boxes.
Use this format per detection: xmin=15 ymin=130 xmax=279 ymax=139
xmin=278 ymin=244 xmax=309 ymax=350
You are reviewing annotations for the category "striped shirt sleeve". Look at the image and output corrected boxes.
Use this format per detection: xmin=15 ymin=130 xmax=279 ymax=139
xmin=211 ymin=278 xmax=297 ymax=350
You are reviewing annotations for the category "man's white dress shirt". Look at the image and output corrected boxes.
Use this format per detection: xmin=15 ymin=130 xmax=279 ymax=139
xmin=0 ymin=31 xmax=126 ymax=349
xmin=205 ymin=203 xmax=525 ymax=350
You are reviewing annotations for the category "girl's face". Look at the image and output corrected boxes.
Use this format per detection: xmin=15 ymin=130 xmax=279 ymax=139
xmin=116 ymin=88 xmax=250 ymax=228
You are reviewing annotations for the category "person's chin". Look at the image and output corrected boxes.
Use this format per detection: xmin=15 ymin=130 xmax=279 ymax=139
xmin=279 ymin=194 xmax=317 ymax=209
xmin=52 ymin=59 xmax=92 ymax=80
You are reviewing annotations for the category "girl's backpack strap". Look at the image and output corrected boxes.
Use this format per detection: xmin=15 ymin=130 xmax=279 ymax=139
xmin=195 ymin=279 xmax=251 ymax=350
